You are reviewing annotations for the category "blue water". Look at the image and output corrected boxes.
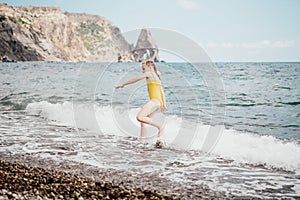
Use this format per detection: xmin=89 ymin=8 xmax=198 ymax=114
xmin=1 ymin=62 xmax=299 ymax=140
xmin=218 ymin=62 xmax=300 ymax=141
xmin=0 ymin=62 xmax=300 ymax=198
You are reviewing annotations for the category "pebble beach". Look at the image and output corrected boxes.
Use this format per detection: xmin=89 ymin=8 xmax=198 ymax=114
xmin=0 ymin=154 xmax=235 ymax=199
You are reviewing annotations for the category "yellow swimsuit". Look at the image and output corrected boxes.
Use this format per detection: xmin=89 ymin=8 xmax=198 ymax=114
xmin=146 ymin=72 xmax=164 ymax=107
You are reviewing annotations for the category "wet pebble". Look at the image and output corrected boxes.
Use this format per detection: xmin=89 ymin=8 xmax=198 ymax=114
xmin=0 ymin=160 xmax=174 ymax=199
xmin=0 ymin=154 xmax=240 ymax=199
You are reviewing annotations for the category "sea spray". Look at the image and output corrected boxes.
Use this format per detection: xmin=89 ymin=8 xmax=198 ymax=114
xmin=26 ymin=100 xmax=300 ymax=173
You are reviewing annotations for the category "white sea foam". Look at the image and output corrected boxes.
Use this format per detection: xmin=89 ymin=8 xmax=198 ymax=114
xmin=213 ymin=129 xmax=300 ymax=172
xmin=26 ymin=101 xmax=300 ymax=173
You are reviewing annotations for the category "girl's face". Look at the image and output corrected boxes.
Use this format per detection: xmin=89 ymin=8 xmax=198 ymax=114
xmin=142 ymin=63 xmax=151 ymax=72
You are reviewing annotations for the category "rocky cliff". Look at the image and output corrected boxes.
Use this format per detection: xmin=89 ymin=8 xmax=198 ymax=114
xmin=118 ymin=28 xmax=160 ymax=62
xmin=133 ymin=28 xmax=159 ymax=62
xmin=0 ymin=4 xmax=131 ymax=62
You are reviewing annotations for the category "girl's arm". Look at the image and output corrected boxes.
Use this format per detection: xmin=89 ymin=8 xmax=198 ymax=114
xmin=115 ymin=73 xmax=148 ymax=89
xmin=160 ymin=87 xmax=168 ymax=111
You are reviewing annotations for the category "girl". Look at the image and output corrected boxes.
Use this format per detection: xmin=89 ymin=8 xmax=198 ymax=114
xmin=115 ymin=60 xmax=167 ymax=142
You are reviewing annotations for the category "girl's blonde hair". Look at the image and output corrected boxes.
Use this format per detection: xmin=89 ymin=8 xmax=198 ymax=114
xmin=145 ymin=60 xmax=161 ymax=80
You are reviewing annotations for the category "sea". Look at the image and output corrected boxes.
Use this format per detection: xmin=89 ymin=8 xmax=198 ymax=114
xmin=0 ymin=62 xmax=299 ymax=198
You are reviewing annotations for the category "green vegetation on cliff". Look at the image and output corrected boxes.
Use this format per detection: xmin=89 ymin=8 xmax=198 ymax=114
xmin=0 ymin=3 xmax=130 ymax=62
xmin=77 ymin=21 xmax=110 ymax=53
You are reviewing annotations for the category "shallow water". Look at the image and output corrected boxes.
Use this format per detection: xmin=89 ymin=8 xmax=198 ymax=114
xmin=0 ymin=62 xmax=299 ymax=198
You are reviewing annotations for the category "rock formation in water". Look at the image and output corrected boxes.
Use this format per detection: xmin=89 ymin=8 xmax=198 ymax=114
xmin=133 ymin=28 xmax=159 ymax=62
xmin=0 ymin=3 xmax=131 ymax=62
xmin=118 ymin=28 xmax=160 ymax=62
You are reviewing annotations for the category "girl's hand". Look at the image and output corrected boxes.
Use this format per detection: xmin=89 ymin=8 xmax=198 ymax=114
xmin=161 ymin=105 xmax=168 ymax=112
xmin=115 ymin=84 xmax=124 ymax=89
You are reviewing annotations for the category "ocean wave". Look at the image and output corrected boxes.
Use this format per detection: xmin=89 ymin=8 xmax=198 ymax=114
xmin=0 ymin=100 xmax=28 ymax=110
xmin=212 ymin=129 xmax=300 ymax=172
xmin=280 ymin=101 xmax=300 ymax=106
xmin=224 ymin=103 xmax=256 ymax=107
xmin=25 ymin=101 xmax=300 ymax=173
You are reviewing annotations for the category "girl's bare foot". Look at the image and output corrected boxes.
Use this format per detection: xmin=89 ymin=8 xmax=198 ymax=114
xmin=138 ymin=136 xmax=146 ymax=144
xmin=157 ymin=125 xmax=165 ymax=138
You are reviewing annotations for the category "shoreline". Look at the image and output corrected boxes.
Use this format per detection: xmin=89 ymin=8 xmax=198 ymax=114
xmin=0 ymin=160 xmax=171 ymax=200
xmin=0 ymin=154 xmax=237 ymax=199
xmin=1 ymin=60 xmax=300 ymax=64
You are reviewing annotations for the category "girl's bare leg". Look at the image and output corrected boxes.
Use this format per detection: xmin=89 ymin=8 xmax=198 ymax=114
xmin=137 ymin=99 xmax=162 ymax=138
xmin=157 ymin=123 xmax=165 ymax=138
xmin=139 ymin=122 xmax=147 ymax=143
xmin=139 ymin=107 xmax=160 ymax=142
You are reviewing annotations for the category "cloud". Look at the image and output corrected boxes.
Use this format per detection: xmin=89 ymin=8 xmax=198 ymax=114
xmin=242 ymin=40 xmax=296 ymax=48
xmin=176 ymin=0 xmax=200 ymax=10
xmin=205 ymin=40 xmax=296 ymax=49
xmin=206 ymin=42 xmax=236 ymax=48
xmin=273 ymin=40 xmax=295 ymax=48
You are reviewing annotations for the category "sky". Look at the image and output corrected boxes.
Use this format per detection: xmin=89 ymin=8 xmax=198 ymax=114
xmin=2 ymin=0 xmax=300 ymax=62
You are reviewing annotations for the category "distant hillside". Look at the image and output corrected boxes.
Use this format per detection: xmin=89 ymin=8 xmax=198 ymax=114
xmin=0 ymin=3 xmax=132 ymax=62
